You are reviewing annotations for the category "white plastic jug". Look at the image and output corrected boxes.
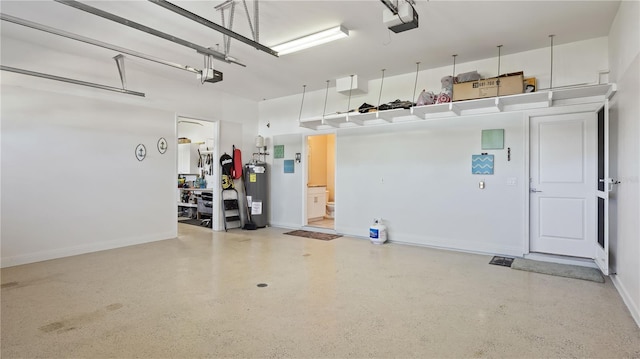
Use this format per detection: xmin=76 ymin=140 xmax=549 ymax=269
xmin=369 ymin=218 xmax=387 ymax=244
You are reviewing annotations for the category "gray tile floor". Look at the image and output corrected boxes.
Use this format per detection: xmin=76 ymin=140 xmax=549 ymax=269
xmin=1 ymin=225 xmax=639 ymax=358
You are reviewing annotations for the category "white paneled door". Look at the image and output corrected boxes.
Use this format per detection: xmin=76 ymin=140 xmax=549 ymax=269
xmin=530 ymin=112 xmax=597 ymax=258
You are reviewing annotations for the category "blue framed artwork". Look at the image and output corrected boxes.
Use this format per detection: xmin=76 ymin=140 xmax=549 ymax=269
xmin=284 ymin=159 xmax=295 ymax=173
xmin=472 ymin=154 xmax=494 ymax=175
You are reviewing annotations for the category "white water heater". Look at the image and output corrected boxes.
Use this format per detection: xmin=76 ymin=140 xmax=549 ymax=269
xmin=255 ymin=135 xmax=265 ymax=149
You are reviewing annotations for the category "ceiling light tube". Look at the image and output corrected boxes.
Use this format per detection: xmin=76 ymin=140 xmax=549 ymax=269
xmin=272 ymin=25 xmax=349 ymax=55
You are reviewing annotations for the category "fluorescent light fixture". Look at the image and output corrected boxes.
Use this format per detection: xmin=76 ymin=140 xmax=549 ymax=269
xmin=272 ymin=25 xmax=349 ymax=55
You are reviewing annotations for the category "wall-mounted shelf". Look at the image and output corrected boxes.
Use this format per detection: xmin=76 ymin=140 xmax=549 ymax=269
xmin=299 ymin=83 xmax=616 ymax=130
xmin=177 ymin=202 xmax=197 ymax=208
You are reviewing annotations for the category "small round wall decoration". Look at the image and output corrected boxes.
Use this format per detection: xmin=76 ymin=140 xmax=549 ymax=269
xmin=157 ymin=137 xmax=168 ymax=154
xmin=135 ymin=144 xmax=146 ymax=161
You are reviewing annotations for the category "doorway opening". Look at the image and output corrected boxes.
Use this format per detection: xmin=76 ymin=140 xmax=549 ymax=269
xmin=176 ymin=116 xmax=217 ymax=229
xmin=306 ymin=134 xmax=335 ymax=230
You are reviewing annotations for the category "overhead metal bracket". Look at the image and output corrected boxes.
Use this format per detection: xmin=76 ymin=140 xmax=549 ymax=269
xmin=148 ymin=0 xmax=278 ymax=57
xmin=1 ymin=65 xmax=145 ymax=97
xmin=218 ymin=0 xmax=236 ymax=55
xmin=245 ymin=0 xmax=259 ymax=42
xmin=54 ymin=0 xmax=246 ymax=67
xmin=381 ymin=0 xmax=398 ymax=14
xmin=1 ymin=13 xmax=203 ymax=75
xmin=113 ymin=54 xmax=127 ymax=90
xmin=381 ymin=0 xmax=416 ymax=13
xmin=215 ymin=0 xmax=261 ymax=54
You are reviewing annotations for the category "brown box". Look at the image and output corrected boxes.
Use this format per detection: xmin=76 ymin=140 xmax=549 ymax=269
xmin=453 ymin=73 xmax=524 ymax=101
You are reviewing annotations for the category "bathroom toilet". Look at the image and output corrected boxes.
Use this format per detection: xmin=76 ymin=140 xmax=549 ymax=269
xmin=326 ymin=202 xmax=335 ymax=218
xmin=325 ymin=190 xmax=334 ymax=218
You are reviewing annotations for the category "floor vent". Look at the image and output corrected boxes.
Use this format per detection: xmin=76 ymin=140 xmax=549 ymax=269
xmin=489 ymin=256 xmax=514 ymax=267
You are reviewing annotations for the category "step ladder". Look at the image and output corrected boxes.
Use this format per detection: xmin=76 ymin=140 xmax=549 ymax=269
xmin=221 ymin=188 xmax=242 ymax=231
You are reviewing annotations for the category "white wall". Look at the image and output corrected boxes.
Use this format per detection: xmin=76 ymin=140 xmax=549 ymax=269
xmin=337 ymin=114 xmax=526 ymax=255
xmin=1 ymin=85 xmax=177 ymax=267
xmin=608 ymin=0 xmax=640 ymax=327
xmin=0 ymin=34 xmax=260 ymax=151
xmin=259 ymin=37 xmax=609 ymax=256
xmin=270 ymin=134 xmax=304 ymax=228
xmin=1 ymin=26 xmax=259 ymax=265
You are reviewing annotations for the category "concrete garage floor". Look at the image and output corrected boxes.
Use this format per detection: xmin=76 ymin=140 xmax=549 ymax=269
xmin=2 ymin=225 xmax=639 ymax=358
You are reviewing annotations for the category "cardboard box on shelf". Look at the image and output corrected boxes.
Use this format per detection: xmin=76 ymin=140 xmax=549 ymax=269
xmin=453 ymin=73 xmax=524 ymax=101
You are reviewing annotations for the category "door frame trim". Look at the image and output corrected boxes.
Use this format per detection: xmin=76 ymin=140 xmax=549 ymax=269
xmin=302 ymin=130 xmax=337 ymax=228
xmin=594 ymin=101 xmax=610 ymax=274
xmin=523 ymin=114 xmax=531 ymax=255
xmin=175 ymin=115 xmax=220 ymax=230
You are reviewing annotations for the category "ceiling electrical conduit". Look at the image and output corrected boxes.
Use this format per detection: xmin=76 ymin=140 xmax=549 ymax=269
xmin=1 ymin=13 xmax=202 ymax=75
xmin=0 ymin=65 xmax=146 ymax=97
xmin=53 ymin=0 xmax=246 ymax=67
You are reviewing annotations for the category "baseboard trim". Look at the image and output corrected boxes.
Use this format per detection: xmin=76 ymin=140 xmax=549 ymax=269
xmin=269 ymin=222 xmax=300 ymax=230
xmin=1 ymin=231 xmax=176 ymax=268
xmin=388 ymin=239 xmax=523 ymax=258
xmin=611 ymin=274 xmax=640 ymax=329
xmin=337 ymin=227 xmax=524 ymax=257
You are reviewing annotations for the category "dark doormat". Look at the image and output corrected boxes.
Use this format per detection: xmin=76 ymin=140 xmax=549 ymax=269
xmin=284 ymin=230 xmax=342 ymax=241
xmin=178 ymin=218 xmax=212 ymax=228
xmin=489 ymin=256 xmax=515 ymax=267
xmin=511 ymin=258 xmax=605 ymax=283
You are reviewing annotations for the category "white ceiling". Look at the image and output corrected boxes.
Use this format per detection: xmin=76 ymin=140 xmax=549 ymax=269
xmin=0 ymin=0 xmax=621 ymax=102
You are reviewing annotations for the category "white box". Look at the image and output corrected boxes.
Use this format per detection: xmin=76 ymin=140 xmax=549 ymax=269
xmin=336 ymin=75 xmax=367 ymax=95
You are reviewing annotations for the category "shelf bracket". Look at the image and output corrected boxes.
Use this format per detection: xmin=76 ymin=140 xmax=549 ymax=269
xmin=606 ymin=83 xmax=617 ymax=99
xmin=299 ymin=122 xmax=317 ymax=130
xmin=449 ymin=103 xmax=461 ymax=116
xmin=323 ymin=121 xmax=339 ymax=128
xmin=346 ymin=114 xmax=364 ymax=125
xmin=376 ymin=112 xmax=392 ymax=122
xmin=495 ymin=98 xmax=504 ymax=112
